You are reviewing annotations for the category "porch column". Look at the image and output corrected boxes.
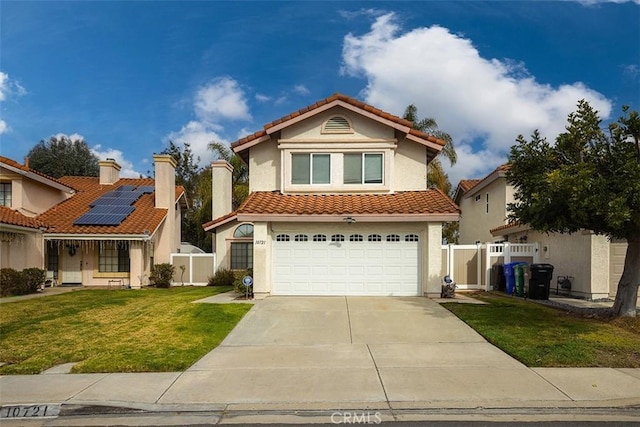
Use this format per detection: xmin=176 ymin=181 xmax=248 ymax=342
xmin=252 ymin=221 xmax=271 ymax=299
xmin=424 ymin=222 xmax=443 ymax=298
xmin=129 ymin=241 xmax=144 ymax=289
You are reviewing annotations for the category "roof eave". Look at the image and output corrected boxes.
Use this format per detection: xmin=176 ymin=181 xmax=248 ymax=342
xmin=236 ymin=213 xmax=459 ymax=223
xmin=1 ymin=164 xmax=76 ymax=194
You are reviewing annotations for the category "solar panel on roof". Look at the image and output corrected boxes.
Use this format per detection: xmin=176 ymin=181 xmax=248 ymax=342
xmin=137 ymin=186 xmax=155 ymax=194
xmin=89 ymin=205 xmax=135 ymax=215
xmin=116 ymin=185 xmax=137 ymax=192
xmin=79 ymin=185 xmax=155 ymax=226
xmin=73 ymin=212 xmax=131 ymax=226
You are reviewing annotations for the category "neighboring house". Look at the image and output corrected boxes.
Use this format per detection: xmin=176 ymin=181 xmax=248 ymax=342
xmin=455 ymin=165 xmax=629 ymax=301
xmin=0 ymin=155 xmax=186 ymax=288
xmin=204 ymin=94 xmax=460 ymax=298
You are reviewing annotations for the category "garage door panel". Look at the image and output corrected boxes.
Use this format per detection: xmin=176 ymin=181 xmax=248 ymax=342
xmin=273 ymin=230 xmax=419 ymax=296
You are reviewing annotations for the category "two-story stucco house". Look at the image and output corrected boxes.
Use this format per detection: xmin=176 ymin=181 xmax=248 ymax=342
xmin=203 ymin=94 xmax=460 ymax=298
xmin=455 ymin=165 xmax=630 ymax=301
xmin=0 ymin=155 xmax=186 ymax=288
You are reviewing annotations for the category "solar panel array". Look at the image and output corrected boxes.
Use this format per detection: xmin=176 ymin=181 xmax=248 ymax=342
xmin=73 ymin=185 xmax=155 ymax=226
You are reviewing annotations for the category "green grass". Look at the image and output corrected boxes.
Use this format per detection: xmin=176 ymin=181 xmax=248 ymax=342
xmin=443 ymin=293 xmax=640 ymax=368
xmin=0 ymin=286 xmax=251 ymax=374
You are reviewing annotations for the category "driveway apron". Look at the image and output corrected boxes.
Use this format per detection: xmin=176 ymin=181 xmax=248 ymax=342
xmin=158 ymin=296 xmax=569 ymax=407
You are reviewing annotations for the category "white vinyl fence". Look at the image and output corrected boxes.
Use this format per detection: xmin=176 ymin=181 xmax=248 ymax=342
xmin=442 ymin=242 xmax=540 ymax=291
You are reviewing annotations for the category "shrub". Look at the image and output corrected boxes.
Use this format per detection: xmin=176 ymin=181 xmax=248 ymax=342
xmin=207 ymin=268 xmax=235 ymax=287
xmin=233 ymin=269 xmax=253 ymax=296
xmin=21 ymin=268 xmax=46 ymax=294
xmin=0 ymin=268 xmax=44 ymax=297
xmin=149 ymin=263 xmax=175 ymax=288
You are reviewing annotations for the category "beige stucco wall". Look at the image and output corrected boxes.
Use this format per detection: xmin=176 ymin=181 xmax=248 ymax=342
xmin=249 ymin=142 xmax=280 ymax=192
xmin=0 ymin=168 xmax=69 ymax=216
xmin=394 ymin=141 xmax=427 ymax=191
xmin=0 ymin=229 xmax=43 ymax=270
xmin=459 ymin=178 xmax=510 ymax=244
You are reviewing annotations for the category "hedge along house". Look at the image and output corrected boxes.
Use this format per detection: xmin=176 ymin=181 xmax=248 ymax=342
xmin=34 ymin=155 xmax=186 ymax=288
xmin=203 ymin=94 xmax=460 ymax=298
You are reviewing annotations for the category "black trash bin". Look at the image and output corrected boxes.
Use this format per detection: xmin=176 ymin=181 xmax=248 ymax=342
xmin=529 ymin=264 xmax=554 ymax=300
xmin=491 ymin=264 xmax=506 ymax=292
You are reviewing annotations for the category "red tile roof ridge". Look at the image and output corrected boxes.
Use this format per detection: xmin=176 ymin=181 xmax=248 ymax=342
xmin=231 ymin=93 xmax=445 ymax=150
xmin=0 ymin=156 xmax=76 ymax=191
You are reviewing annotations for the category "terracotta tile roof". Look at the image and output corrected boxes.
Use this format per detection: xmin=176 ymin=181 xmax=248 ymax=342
xmin=458 ymin=179 xmax=482 ymax=192
xmin=37 ymin=177 xmax=183 ymax=236
xmin=231 ymin=93 xmax=446 ymax=151
xmin=0 ymin=207 xmax=47 ymax=230
xmin=0 ymin=156 xmax=75 ymax=191
xmin=490 ymin=221 xmax=525 ymax=234
xmin=204 ymin=190 xmax=459 ymax=230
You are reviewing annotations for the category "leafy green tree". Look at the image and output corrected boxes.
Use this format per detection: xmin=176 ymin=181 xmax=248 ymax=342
xmin=507 ymin=101 xmax=640 ymax=317
xmin=403 ymin=104 xmax=458 ymax=243
xmin=27 ymin=136 xmax=99 ymax=177
xmin=208 ymin=141 xmax=249 ymax=210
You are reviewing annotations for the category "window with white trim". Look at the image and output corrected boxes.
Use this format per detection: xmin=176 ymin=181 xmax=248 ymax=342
xmin=294 ymin=234 xmax=308 ymax=242
xmin=0 ymin=182 xmax=11 ymax=207
xmin=276 ymin=234 xmax=290 ymax=242
xmin=99 ymin=242 xmax=130 ymax=273
xmin=386 ymin=234 xmax=400 ymax=242
xmin=368 ymin=234 xmax=382 ymax=242
xmin=292 ymin=153 xmax=330 ymax=185
xmin=231 ymin=224 xmax=253 ymax=270
xmin=349 ymin=234 xmax=363 ymax=242
xmin=331 ymin=234 xmax=345 ymax=242
xmin=344 ymin=153 xmax=383 ymax=184
xmin=313 ymin=234 xmax=327 ymax=242
xmin=405 ymin=234 xmax=419 ymax=242
xmin=234 ymin=224 xmax=254 ymax=238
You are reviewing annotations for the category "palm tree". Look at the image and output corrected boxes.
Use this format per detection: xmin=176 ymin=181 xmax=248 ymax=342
xmin=403 ymin=104 xmax=458 ymax=243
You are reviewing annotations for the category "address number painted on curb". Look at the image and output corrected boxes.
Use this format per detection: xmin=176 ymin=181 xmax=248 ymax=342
xmin=1 ymin=404 xmax=61 ymax=418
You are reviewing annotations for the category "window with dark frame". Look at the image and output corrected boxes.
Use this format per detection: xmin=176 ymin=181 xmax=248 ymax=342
xmin=231 ymin=242 xmax=253 ymax=269
xmin=46 ymin=242 xmax=59 ymax=279
xmin=0 ymin=182 xmax=11 ymax=207
xmin=99 ymin=243 xmax=130 ymax=273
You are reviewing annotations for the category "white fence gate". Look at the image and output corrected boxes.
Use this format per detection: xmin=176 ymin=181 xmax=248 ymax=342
xmin=442 ymin=242 xmax=540 ymax=291
xmin=170 ymin=253 xmax=216 ymax=286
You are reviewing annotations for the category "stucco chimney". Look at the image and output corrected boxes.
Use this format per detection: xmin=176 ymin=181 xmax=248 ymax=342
xmin=99 ymin=158 xmax=121 ymax=185
xmin=212 ymin=160 xmax=233 ymax=220
xmin=153 ymin=154 xmax=178 ymax=263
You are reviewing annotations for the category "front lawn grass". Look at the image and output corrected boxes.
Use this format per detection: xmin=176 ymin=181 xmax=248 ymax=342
xmin=0 ymin=286 xmax=251 ymax=374
xmin=442 ymin=292 xmax=640 ymax=368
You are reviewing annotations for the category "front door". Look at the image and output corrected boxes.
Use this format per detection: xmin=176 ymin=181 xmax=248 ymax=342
xmin=61 ymin=248 xmax=82 ymax=284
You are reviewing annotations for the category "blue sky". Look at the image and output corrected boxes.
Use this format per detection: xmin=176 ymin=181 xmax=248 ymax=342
xmin=1 ymin=1 xmax=638 ymax=185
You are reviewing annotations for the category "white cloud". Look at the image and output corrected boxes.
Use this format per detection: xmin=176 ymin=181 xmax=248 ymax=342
xmin=575 ymin=0 xmax=640 ymax=5
xmin=194 ymin=77 xmax=252 ymax=122
xmin=53 ymin=132 xmax=85 ymax=142
xmin=341 ymin=13 xmax=613 ymax=185
xmin=293 ymin=84 xmax=311 ymax=96
xmin=0 ymin=71 xmax=27 ymax=134
xmin=0 ymin=72 xmax=8 ymax=101
xmin=91 ymin=144 xmax=142 ymax=178
xmin=165 ymin=120 xmax=228 ymax=167
xmin=255 ymin=93 xmax=271 ymax=102
xmin=0 ymin=120 xmax=7 ymax=134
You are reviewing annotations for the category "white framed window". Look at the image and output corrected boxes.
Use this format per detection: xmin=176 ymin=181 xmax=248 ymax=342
xmin=0 ymin=182 xmax=11 ymax=207
xmin=313 ymin=234 xmax=327 ymax=242
xmin=405 ymin=234 xmax=419 ymax=242
xmin=294 ymin=234 xmax=308 ymax=242
xmin=331 ymin=234 xmax=345 ymax=242
xmin=349 ymin=234 xmax=363 ymax=242
xmin=368 ymin=234 xmax=382 ymax=242
xmin=292 ymin=153 xmax=331 ymax=185
xmin=344 ymin=153 xmax=383 ymax=184
xmin=475 ymin=194 xmax=481 ymax=202
xmin=276 ymin=234 xmax=290 ymax=242
xmin=234 ymin=224 xmax=254 ymax=238
xmin=99 ymin=243 xmax=130 ymax=273
xmin=486 ymin=193 xmax=489 ymax=214
xmin=386 ymin=234 xmax=400 ymax=242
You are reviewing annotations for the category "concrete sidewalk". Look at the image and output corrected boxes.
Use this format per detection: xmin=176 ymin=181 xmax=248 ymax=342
xmin=1 ymin=296 xmax=639 ymax=425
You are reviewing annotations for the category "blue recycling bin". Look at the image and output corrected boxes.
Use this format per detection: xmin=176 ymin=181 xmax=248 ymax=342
xmin=502 ymin=262 xmax=520 ymax=295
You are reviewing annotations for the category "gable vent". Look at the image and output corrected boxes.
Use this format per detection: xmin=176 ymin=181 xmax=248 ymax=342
xmin=323 ymin=116 xmax=353 ymax=133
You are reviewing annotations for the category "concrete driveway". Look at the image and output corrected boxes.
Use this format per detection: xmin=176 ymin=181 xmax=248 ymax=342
xmin=157 ymin=297 xmax=571 ymax=407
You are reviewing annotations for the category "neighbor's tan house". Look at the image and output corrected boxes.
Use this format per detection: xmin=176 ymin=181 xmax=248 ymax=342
xmin=0 ymin=155 xmax=186 ymax=288
xmin=454 ymin=164 xmax=629 ymax=301
xmin=203 ymin=94 xmax=460 ymax=298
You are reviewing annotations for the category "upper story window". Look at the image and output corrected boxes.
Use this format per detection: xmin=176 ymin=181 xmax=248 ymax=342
xmin=344 ymin=153 xmax=383 ymax=185
xmin=486 ymin=193 xmax=489 ymax=214
xmin=234 ymin=224 xmax=254 ymax=238
xmin=322 ymin=116 xmax=353 ymax=134
xmin=291 ymin=153 xmax=330 ymax=185
xmin=0 ymin=182 xmax=11 ymax=207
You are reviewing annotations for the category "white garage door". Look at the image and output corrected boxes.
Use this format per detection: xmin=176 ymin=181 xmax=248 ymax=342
xmin=272 ymin=232 xmax=420 ymax=296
